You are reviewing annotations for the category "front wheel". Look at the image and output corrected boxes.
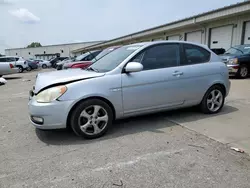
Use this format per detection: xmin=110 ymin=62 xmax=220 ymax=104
xmin=237 ymin=65 xmax=248 ymax=79
xmin=26 ymin=66 xmax=32 ymax=71
xmin=70 ymin=99 xmax=113 ymax=139
xmin=42 ymin=64 xmax=47 ymax=69
xmin=200 ymin=85 xmax=225 ymax=114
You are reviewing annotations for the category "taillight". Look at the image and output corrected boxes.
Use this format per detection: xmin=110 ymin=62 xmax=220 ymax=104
xmin=9 ymin=64 xmax=14 ymax=69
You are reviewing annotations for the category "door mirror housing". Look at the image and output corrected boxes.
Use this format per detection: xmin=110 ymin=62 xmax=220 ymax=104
xmin=125 ymin=62 xmax=143 ymax=73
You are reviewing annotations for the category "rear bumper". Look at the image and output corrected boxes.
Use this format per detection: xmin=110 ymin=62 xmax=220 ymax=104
xmin=227 ymin=64 xmax=239 ymax=76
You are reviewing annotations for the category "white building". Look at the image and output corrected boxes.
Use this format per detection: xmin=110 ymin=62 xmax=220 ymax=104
xmin=72 ymin=1 xmax=250 ymax=53
xmin=5 ymin=41 xmax=104 ymax=60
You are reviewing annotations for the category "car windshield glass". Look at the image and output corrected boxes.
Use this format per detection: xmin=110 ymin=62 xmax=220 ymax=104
xmin=75 ymin=52 xmax=90 ymax=61
xmin=225 ymin=45 xmax=250 ymax=55
xmin=90 ymin=45 xmax=142 ymax=73
xmin=92 ymin=47 xmax=119 ymax=62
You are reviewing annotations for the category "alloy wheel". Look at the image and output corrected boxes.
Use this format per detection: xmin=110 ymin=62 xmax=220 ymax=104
xmin=240 ymin=66 xmax=248 ymax=78
xmin=18 ymin=67 xmax=23 ymax=73
xmin=78 ymin=105 xmax=109 ymax=135
xmin=207 ymin=89 xmax=223 ymax=112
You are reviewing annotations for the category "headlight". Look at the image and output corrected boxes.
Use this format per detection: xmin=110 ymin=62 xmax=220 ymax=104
xmin=228 ymin=58 xmax=238 ymax=65
xmin=35 ymin=85 xmax=67 ymax=103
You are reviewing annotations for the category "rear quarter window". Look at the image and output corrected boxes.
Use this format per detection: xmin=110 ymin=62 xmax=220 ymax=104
xmin=182 ymin=44 xmax=211 ymax=65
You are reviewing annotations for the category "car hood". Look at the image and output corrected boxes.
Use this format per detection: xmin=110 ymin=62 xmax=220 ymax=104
xmin=34 ymin=69 xmax=105 ymax=93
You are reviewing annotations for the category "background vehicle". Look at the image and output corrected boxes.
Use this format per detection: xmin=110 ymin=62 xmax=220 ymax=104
xmin=34 ymin=59 xmax=51 ymax=69
xmin=63 ymin=47 xmax=120 ymax=70
xmin=56 ymin=57 xmax=75 ymax=70
xmin=220 ymin=44 xmax=250 ymax=78
xmin=0 ymin=56 xmax=28 ymax=73
xmin=62 ymin=50 xmax=101 ymax=70
xmin=29 ymin=41 xmax=230 ymax=139
xmin=15 ymin=57 xmax=29 ymax=72
xmin=0 ymin=61 xmax=18 ymax=77
xmin=26 ymin=60 xmax=39 ymax=71
xmin=211 ymin=48 xmax=226 ymax=55
xmin=50 ymin=57 xmax=68 ymax=68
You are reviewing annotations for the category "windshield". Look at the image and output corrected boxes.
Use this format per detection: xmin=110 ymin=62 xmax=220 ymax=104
xmin=225 ymin=45 xmax=250 ymax=55
xmin=90 ymin=45 xmax=142 ymax=72
xmin=92 ymin=47 xmax=119 ymax=62
xmin=75 ymin=52 xmax=90 ymax=61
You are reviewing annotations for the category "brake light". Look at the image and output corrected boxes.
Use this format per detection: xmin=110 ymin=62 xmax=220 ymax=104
xmin=9 ymin=64 xmax=14 ymax=69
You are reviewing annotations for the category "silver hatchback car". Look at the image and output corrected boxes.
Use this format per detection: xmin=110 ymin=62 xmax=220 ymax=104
xmin=28 ymin=41 xmax=230 ymax=139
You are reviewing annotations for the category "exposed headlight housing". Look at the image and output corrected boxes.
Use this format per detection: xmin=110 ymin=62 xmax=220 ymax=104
xmin=228 ymin=58 xmax=238 ymax=65
xmin=35 ymin=85 xmax=67 ymax=103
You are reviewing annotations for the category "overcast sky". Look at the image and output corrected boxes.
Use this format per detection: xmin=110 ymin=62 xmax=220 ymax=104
xmin=0 ymin=0 xmax=244 ymax=54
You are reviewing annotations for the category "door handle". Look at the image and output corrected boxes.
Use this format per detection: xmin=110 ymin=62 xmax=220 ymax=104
xmin=172 ymin=71 xmax=183 ymax=76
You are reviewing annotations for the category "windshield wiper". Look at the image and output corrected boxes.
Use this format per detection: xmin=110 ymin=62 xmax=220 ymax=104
xmin=86 ymin=67 xmax=99 ymax=72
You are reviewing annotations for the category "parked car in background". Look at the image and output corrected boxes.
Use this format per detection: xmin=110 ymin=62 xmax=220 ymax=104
xmin=15 ymin=57 xmax=29 ymax=73
xmin=28 ymin=41 xmax=230 ymax=139
xmin=0 ymin=60 xmax=18 ymax=77
xmin=211 ymin=48 xmax=226 ymax=55
xmin=0 ymin=56 xmax=28 ymax=73
xmin=56 ymin=57 xmax=75 ymax=70
xmin=34 ymin=59 xmax=51 ymax=69
xmin=26 ymin=60 xmax=39 ymax=71
xmin=62 ymin=50 xmax=101 ymax=70
xmin=220 ymin=44 xmax=250 ymax=78
xmin=63 ymin=46 xmax=120 ymax=70
xmin=50 ymin=57 xmax=69 ymax=68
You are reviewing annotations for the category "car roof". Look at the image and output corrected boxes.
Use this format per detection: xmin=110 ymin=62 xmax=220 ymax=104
xmin=126 ymin=41 xmax=210 ymax=50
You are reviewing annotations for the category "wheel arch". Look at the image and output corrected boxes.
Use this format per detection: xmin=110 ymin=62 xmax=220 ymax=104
xmin=203 ymin=82 xmax=226 ymax=100
xmin=66 ymin=96 xmax=116 ymax=128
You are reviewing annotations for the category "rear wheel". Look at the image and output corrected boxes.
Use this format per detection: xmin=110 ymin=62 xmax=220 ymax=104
xmin=70 ymin=99 xmax=113 ymax=139
xmin=17 ymin=66 xmax=24 ymax=73
xmin=200 ymin=85 xmax=225 ymax=114
xmin=237 ymin=65 xmax=248 ymax=79
xmin=42 ymin=64 xmax=47 ymax=69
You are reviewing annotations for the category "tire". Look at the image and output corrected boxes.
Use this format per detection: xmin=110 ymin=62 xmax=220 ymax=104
xmin=26 ymin=66 xmax=32 ymax=71
xmin=17 ymin=66 xmax=24 ymax=73
xmin=200 ymin=85 xmax=225 ymax=114
xmin=237 ymin=65 xmax=248 ymax=79
xmin=42 ymin=64 xmax=47 ymax=69
xmin=70 ymin=99 xmax=113 ymax=139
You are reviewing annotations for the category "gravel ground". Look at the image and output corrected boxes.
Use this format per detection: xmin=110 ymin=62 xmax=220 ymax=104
xmin=0 ymin=70 xmax=250 ymax=188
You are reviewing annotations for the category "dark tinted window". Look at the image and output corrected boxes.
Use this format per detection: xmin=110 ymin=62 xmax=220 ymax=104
xmin=182 ymin=44 xmax=210 ymax=65
xmin=5 ymin=58 xmax=16 ymax=62
xmin=83 ymin=54 xmax=94 ymax=61
xmin=0 ymin=58 xmax=6 ymax=62
xmin=139 ymin=44 xmax=179 ymax=70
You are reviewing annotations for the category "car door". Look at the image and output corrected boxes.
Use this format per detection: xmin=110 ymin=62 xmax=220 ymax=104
xmin=176 ymin=43 xmax=214 ymax=105
xmin=121 ymin=43 xmax=185 ymax=114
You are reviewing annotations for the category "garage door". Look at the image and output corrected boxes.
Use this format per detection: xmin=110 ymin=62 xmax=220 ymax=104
xmin=168 ymin=35 xmax=180 ymax=41
xmin=186 ymin=31 xmax=202 ymax=44
xmin=210 ymin=25 xmax=233 ymax=50
xmin=243 ymin=21 xmax=250 ymax=44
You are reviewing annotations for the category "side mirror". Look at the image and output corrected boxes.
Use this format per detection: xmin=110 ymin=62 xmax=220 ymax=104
xmin=125 ymin=62 xmax=143 ymax=73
